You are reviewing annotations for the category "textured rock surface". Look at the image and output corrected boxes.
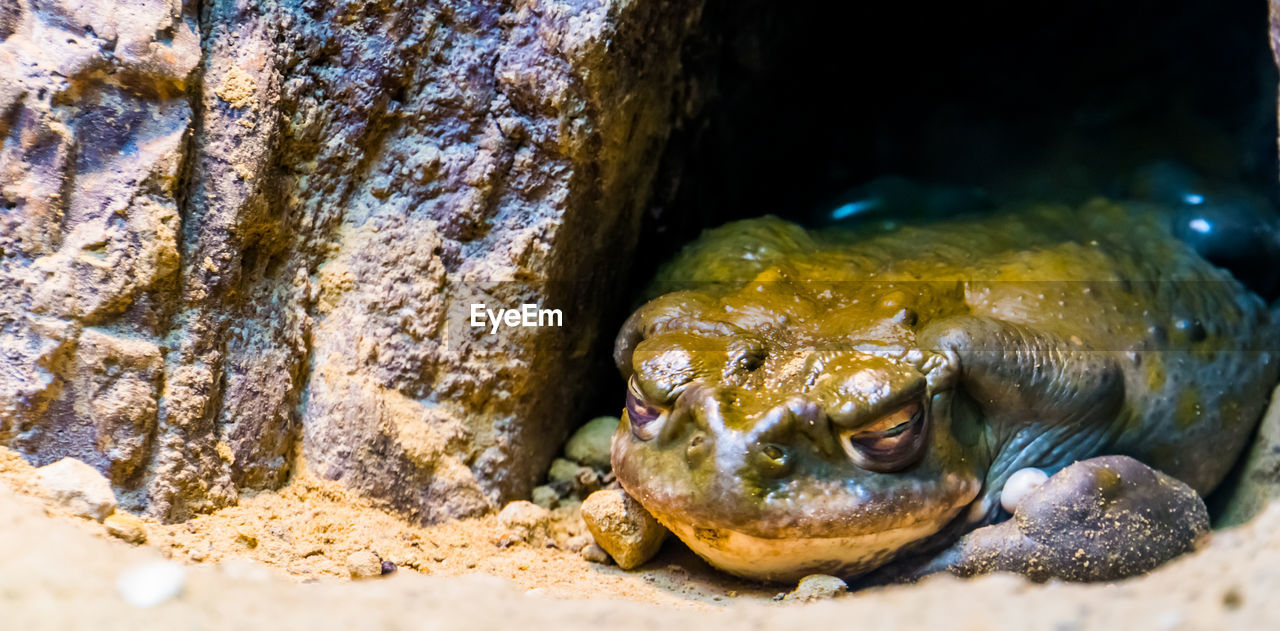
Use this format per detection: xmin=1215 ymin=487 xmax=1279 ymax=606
xmin=581 ymin=489 xmax=668 ymax=570
xmin=1 ymin=0 xmax=703 ymax=522
xmin=0 ymin=0 xmax=199 ymax=515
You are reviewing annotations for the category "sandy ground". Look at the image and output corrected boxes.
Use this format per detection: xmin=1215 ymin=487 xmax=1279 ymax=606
xmin=3 ymin=446 xmax=1280 ymax=630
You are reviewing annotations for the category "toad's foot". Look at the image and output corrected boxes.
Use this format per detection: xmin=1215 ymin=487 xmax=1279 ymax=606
xmin=918 ymin=455 xmax=1210 ymax=582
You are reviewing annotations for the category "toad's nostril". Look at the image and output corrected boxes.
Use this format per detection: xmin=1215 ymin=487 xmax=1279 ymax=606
xmin=755 ymin=442 xmax=793 ymax=478
xmin=686 ymin=432 xmax=711 ymax=465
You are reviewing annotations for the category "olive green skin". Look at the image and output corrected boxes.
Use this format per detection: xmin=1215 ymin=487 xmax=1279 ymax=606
xmin=612 ymin=200 xmax=1279 ymax=582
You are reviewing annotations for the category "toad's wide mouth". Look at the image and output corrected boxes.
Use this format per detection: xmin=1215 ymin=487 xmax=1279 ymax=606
xmin=621 ymin=475 xmax=979 ymax=581
xmin=659 ymin=516 xmax=949 ymax=583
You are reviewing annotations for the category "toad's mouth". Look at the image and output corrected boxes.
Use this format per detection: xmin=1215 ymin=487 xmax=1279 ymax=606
xmin=659 ymin=515 xmax=950 ymax=583
xmin=618 ymin=466 xmax=982 ymax=582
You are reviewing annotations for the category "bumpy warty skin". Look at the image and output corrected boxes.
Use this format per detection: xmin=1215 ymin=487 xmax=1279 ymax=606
xmin=1 ymin=0 xmax=704 ymax=522
xmin=612 ymin=202 xmax=1280 ymax=581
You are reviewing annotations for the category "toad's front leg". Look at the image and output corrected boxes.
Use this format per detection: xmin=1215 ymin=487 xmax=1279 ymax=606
xmin=917 ymin=455 xmax=1210 ymax=581
xmin=917 ymin=314 xmax=1130 ymax=518
xmin=917 ymin=314 xmax=1126 ymax=432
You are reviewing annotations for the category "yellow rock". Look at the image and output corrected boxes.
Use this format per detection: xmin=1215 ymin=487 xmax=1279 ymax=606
xmin=104 ymin=512 xmax=147 ymax=544
xmin=580 ymin=489 xmax=667 ymax=570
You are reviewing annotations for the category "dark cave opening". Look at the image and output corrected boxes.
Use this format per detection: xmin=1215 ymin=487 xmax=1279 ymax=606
xmin=659 ymin=0 xmax=1277 ymax=236
xmin=578 ymin=0 xmax=1280 ymax=430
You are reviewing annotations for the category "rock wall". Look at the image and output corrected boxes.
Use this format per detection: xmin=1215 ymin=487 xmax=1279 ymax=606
xmin=0 ymin=0 xmax=702 ymax=522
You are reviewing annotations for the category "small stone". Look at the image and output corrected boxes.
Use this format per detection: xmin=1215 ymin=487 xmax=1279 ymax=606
xmin=35 ymin=458 xmax=117 ymax=522
xmin=564 ymin=416 xmax=619 ymax=470
xmin=498 ymin=500 xmax=552 ymax=545
xmin=574 ymin=468 xmax=603 ymax=496
xmin=531 ymin=485 xmax=559 ymax=510
xmin=581 ymin=543 xmax=611 ymax=564
xmin=116 ymin=561 xmax=186 ymax=608
xmin=346 ymin=550 xmax=382 ymax=579
xmin=381 ymin=560 xmax=398 ymax=575
xmin=104 ymin=512 xmax=147 ymax=544
xmin=547 ymin=458 xmax=582 ymax=485
xmin=235 ymin=525 xmax=258 ymax=548
xmin=580 ymin=489 xmax=668 ymax=570
xmin=546 ymin=457 xmax=601 ymax=499
xmin=783 ymin=574 xmax=848 ymax=602
xmin=1001 ymin=467 xmax=1050 ymax=513
xmin=564 ymin=533 xmax=593 ymax=553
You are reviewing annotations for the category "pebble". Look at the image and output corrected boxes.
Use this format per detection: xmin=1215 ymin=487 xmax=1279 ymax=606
xmin=547 ymin=458 xmax=584 ymax=485
xmin=580 ymin=489 xmax=668 ymax=570
xmin=581 ymin=543 xmax=612 ymax=564
xmin=546 ymin=459 xmax=602 ymax=499
xmin=564 ymin=533 xmax=594 ymax=553
xmin=783 ymin=574 xmax=848 ymax=602
xmin=104 ymin=512 xmax=147 ymax=544
xmin=346 ymin=550 xmax=382 ymax=579
xmin=35 ymin=457 xmax=118 ymax=522
xmin=530 ymin=485 xmax=559 ymax=510
xmin=1001 ymin=467 xmax=1050 ymax=513
xmin=116 ymin=561 xmax=186 ymax=608
xmin=564 ymin=416 xmax=619 ymax=470
xmin=235 ymin=525 xmax=258 ymax=548
xmin=498 ymin=500 xmax=552 ymax=546
xmin=574 ymin=468 xmax=603 ymax=496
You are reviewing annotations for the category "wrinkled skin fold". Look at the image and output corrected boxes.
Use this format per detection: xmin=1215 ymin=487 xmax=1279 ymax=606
xmin=611 ymin=201 xmax=1279 ymax=583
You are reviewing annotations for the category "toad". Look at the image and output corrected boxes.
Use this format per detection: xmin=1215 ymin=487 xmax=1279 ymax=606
xmin=611 ymin=200 xmax=1278 ymax=582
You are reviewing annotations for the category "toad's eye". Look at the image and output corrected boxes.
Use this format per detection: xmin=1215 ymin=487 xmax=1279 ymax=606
xmin=625 ymin=376 xmax=667 ymax=440
xmin=838 ymin=401 xmax=927 ymax=472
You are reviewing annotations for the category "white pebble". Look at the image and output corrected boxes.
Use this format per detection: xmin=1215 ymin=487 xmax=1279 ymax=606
xmin=35 ymin=458 xmax=117 ymax=522
xmin=1001 ymin=467 xmax=1049 ymax=513
xmin=116 ymin=561 xmax=187 ymax=608
xmin=783 ymin=574 xmax=848 ymax=602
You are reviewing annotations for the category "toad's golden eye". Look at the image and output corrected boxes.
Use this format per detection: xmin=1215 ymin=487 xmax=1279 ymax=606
xmin=625 ymin=376 xmax=667 ymax=440
xmin=838 ymin=401 xmax=928 ymax=472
